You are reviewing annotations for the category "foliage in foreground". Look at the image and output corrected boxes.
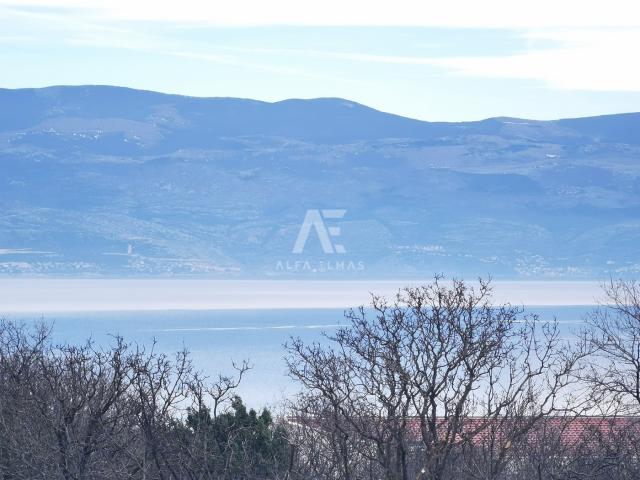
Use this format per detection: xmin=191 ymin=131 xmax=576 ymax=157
xmin=3 ymin=277 xmax=640 ymax=479
xmin=0 ymin=320 xmax=291 ymax=480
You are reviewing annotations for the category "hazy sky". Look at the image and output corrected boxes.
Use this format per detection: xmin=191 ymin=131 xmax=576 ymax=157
xmin=1 ymin=0 xmax=640 ymax=121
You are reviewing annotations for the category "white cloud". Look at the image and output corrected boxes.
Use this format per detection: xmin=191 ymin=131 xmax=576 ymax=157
xmin=1 ymin=0 xmax=639 ymax=27
xmin=1 ymin=2 xmax=638 ymax=93
xmin=236 ymin=28 xmax=640 ymax=92
xmin=431 ymin=29 xmax=640 ymax=91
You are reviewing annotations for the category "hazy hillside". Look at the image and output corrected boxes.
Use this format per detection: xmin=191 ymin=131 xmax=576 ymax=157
xmin=1 ymin=85 xmax=639 ymax=278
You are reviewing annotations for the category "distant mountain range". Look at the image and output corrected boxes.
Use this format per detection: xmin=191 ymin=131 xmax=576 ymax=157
xmin=1 ymin=85 xmax=639 ymax=278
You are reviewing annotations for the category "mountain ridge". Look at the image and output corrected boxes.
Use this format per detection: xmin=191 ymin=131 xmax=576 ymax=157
xmin=3 ymin=84 xmax=639 ymax=124
xmin=1 ymin=85 xmax=639 ymax=278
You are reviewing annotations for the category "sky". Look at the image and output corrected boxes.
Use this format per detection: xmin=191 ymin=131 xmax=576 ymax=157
xmin=1 ymin=0 xmax=640 ymax=121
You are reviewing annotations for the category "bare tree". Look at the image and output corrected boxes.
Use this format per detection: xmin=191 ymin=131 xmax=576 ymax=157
xmin=286 ymin=277 xmax=582 ymax=480
xmin=0 ymin=320 xmax=140 ymax=480
xmin=0 ymin=319 xmax=290 ymax=480
xmin=583 ymin=279 xmax=640 ymax=414
xmin=0 ymin=319 xmax=56 ymax=479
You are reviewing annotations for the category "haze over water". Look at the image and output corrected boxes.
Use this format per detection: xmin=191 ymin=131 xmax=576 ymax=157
xmin=0 ymin=279 xmax=604 ymax=311
xmin=0 ymin=280 xmax=602 ymax=406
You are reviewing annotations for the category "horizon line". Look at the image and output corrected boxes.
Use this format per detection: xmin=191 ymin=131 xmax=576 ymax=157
xmin=3 ymin=83 xmax=640 ymax=124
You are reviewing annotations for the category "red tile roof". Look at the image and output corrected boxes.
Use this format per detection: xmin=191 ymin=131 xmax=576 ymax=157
xmin=288 ymin=415 xmax=640 ymax=448
xmin=404 ymin=416 xmax=640 ymax=447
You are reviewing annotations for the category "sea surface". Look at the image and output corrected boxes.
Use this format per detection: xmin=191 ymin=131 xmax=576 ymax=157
xmin=2 ymin=305 xmax=595 ymax=407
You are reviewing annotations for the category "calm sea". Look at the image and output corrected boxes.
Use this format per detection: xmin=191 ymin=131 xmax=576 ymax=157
xmin=2 ymin=305 xmax=594 ymax=407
